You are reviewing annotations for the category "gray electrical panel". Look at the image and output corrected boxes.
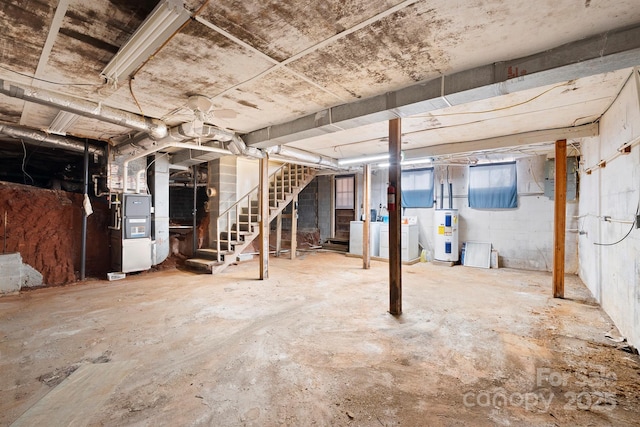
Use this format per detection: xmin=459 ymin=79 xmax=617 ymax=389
xmin=544 ymin=156 xmax=578 ymax=201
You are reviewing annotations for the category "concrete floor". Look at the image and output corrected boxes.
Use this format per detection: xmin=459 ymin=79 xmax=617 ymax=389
xmin=1 ymin=252 xmax=639 ymax=426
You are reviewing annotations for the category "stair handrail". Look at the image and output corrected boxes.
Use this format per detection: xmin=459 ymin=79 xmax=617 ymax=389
xmin=215 ymin=162 xmax=290 ymax=261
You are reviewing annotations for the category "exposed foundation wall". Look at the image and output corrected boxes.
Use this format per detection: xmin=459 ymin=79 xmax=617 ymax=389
xmin=578 ymin=72 xmax=640 ymax=348
xmin=0 ymin=182 xmax=110 ymax=286
xmin=370 ymin=156 xmax=579 ymax=272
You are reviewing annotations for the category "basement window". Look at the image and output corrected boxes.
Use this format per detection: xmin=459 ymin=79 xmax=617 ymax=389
xmin=335 ymin=176 xmax=355 ymax=209
xmin=468 ymin=162 xmax=518 ymax=209
xmin=401 ymin=168 xmax=434 ymax=208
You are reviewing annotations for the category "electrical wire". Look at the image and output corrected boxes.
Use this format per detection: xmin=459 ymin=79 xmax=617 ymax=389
xmin=129 ymin=77 xmax=146 ymax=118
xmin=410 ymin=82 xmax=570 ymax=118
xmin=0 ymin=64 xmax=104 ymax=87
xmin=20 ymin=139 xmax=34 ymax=185
xmin=594 ymin=202 xmax=639 ymax=246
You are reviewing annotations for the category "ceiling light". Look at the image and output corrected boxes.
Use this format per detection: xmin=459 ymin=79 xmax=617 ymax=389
xmin=338 ymin=153 xmax=389 ymax=165
xmin=101 ymin=0 xmax=191 ymax=85
xmin=377 ymin=157 xmax=433 ymax=168
xmin=48 ymin=111 xmax=80 ymax=135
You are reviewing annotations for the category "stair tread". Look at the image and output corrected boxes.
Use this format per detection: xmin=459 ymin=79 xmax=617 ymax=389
xmin=185 ymin=258 xmax=224 ymax=267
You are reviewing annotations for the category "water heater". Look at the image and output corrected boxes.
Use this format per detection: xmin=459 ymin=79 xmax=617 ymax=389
xmin=434 ymin=209 xmax=459 ymax=262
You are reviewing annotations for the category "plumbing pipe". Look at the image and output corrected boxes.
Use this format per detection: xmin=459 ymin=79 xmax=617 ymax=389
xmin=135 ymin=169 xmax=146 ymax=193
xmin=449 ymin=182 xmax=453 ymax=209
xmin=192 ymin=165 xmax=198 ymax=257
xmin=439 ymin=183 xmax=444 ymax=209
xmin=0 ymin=79 xmax=167 ymax=139
xmin=80 ymin=140 xmax=88 ymax=280
xmin=0 ymin=123 xmax=105 ymax=156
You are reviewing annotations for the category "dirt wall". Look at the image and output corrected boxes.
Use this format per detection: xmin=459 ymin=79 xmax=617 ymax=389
xmin=0 ymin=182 xmax=110 ymax=286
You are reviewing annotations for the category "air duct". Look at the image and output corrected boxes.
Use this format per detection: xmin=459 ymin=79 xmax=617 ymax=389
xmin=0 ymin=79 xmax=167 ymax=139
xmin=265 ymin=145 xmax=340 ymax=169
xmin=227 ymin=135 xmax=266 ymax=159
xmin=0 ymin=124 xmax=105 ymax=156
xmin=115 ymin=122 xmax=238 ymax=156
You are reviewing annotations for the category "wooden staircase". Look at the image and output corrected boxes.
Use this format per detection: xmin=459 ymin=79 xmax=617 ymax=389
xmin=185 ymin=163 xmax=317 ymax=273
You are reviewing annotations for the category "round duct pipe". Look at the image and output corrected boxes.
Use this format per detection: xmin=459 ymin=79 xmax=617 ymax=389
xmin=266 ymin=145 xmax=340 ymax=169
xmin=0 ymin=124 xmax=105 ymax=156
xmin=0 ymin=79 xmax=167 ymax=139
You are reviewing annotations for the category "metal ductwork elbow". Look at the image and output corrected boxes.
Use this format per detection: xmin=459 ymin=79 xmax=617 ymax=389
xmin=228 ymin=136 xmax=265 ymax=158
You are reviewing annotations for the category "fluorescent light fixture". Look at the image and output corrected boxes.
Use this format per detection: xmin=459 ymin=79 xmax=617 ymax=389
xmin=377 ymin=157 xmax=433 ymax=168
xmin=338 ymin=153 xmax=389 ymax=165
xmin=48 ymin=111 xmax=80 ymax=135
xmin=101 ymin=0 xmax=191 ymax=84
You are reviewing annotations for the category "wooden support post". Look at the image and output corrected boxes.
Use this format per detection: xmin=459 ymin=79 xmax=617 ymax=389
xmin=553 ymin=139 xmax=567 ymax=298
xmin=389 ymin=118 xmax=402 ymax=315
xmin=276 ymin=213 xmax=282 ymax=257
xmin=259 ymin=157 xmax=269 ymax=280
xmin=290 ymin=194 xmax=298 ymax=260
xmin=363 ymin=163 xmax=371 ymax=269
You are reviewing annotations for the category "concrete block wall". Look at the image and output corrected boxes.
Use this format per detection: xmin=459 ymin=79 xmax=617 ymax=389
xmin=578 ymin=73 xmax=640 ymax=348
xmin=298 ymin=178 xmax=318 ymax=232
xmin=317 ymin=175 xmax=332 ymax=242
xmin=370 ymin=155 xmax=579 ymax=272
xmin=0 ymin=253 xmax=43 ymax=294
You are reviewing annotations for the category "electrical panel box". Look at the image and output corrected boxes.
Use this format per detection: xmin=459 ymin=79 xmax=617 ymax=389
xmin=545 ymin=156 xmax=578 ymax=201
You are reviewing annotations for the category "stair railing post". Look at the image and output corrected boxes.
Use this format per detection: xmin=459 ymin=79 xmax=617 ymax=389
xmin=288 ymin=164 xmax=291 ymax=192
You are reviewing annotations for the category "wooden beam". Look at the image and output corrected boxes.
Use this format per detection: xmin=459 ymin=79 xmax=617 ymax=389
xmin=389 ymin=118 xmax=402 ymax=315
xmin=275 ymin=213 xmax=282 ymax=257
xmin=290 ymin=194 xmax=298 ymax=260
xmin=363 ymin=163 xmax=371 ymax=269
xmin=259 ymin=157 xmax=269 ymax=280
xmin=553 ymin=139 xmax=567 ymax=298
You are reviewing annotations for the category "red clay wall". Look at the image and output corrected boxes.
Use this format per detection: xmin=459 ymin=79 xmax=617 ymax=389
xmin=0 ymin=182 xmax=110 ymax=286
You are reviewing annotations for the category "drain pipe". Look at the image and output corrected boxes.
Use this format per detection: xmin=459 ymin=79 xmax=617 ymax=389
xmin=80 ymin=140 xmax=89 ymax=280
xmin=0 ymin=79 xmax=167 ymax=139
xmin=192 ymin=165 xmax=198 ymax=257
xmin=266 ymin=145 xmax=340 ymax=168
xmin=0 ymin=124 xmax=105 ymax=156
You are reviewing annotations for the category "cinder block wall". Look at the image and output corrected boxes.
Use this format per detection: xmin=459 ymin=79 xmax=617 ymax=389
xmin=579 ymin=74 xmax=640 ymax=348
xmin=370 ymin=156 xmax=579 ymax=272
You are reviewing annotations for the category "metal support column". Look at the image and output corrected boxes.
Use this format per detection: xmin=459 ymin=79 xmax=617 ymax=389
xmin=80 ymin=139 xmax=89 ymax=280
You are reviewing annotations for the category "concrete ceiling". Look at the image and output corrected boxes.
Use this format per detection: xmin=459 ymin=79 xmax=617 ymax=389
xmin=1 ymin=0 xmax=640 ymax=167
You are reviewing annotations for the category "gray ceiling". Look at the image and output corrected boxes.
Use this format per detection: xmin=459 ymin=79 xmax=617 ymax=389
xmin=1 ymin=0 xmax=640 ymax=166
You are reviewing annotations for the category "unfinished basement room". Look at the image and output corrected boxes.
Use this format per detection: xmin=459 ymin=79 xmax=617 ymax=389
xmin=2 ymin=1 xmax=640 ymax=426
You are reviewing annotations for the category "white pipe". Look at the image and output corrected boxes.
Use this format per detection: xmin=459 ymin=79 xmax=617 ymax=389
xmin=136 ymin=170 xmax=145 ymax=193
xmin=0 ymin=79 xmax=168 ymax=139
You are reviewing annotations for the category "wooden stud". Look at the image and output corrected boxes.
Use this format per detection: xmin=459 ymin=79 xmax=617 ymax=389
xmin=363 ymin=163 xmax=371 ymax=269
xmin=389 ymin=118 xmax=402 ymax=315
xmin=553 ymin=139 xmax=567 ymax=298
xmin=259 ymin=157 xmax=269 ymax=280
xmin=290 ymin=193 xmax=298 ymax=260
